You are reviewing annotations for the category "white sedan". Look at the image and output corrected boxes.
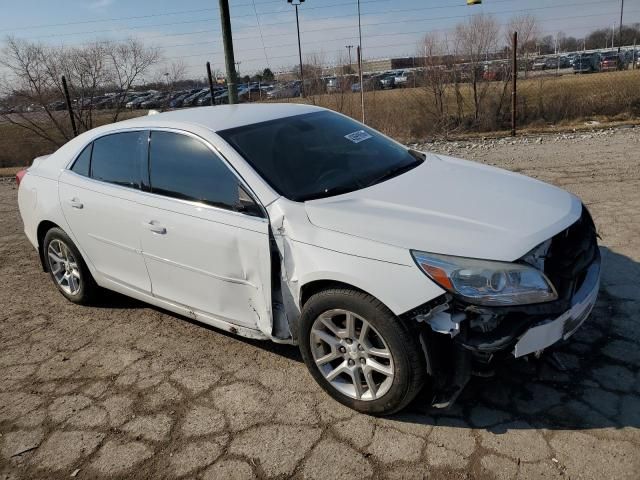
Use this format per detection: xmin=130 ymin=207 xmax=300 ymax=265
xmin=17 ymin=104 xmax=600 ymax=414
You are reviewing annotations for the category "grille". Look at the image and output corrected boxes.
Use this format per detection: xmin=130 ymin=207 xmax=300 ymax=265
xmin=544 ymin=206 xmax=598 ymax=299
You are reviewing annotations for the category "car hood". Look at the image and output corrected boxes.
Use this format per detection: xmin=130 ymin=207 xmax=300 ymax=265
xmin=304 ymin=154 xmax=582 ymax=262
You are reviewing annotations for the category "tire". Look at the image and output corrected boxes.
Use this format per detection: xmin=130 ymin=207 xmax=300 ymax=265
xmin=43 ymin=227 xmax=97 ymax=305
xmin=299 ymin=288 xmax=426 ymax=415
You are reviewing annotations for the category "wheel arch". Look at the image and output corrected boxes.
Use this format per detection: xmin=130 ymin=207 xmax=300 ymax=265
xmin=36 ymin=220 xmax=60 ymax=272
xmin=299 ymin=279 xmax=373 ymax=309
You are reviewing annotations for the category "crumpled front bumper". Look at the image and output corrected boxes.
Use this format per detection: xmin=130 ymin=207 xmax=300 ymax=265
xmin=407 ymin=249 xmax=600 ymax=409
xmin=513 ymin=256 xmax=600 ymax=357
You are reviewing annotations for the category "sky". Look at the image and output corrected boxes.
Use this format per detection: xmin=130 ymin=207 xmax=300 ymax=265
xmin=0 ymin=0 xmax=635 ymax=78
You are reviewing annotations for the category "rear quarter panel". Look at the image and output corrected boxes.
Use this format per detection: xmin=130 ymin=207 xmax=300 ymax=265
xmin=18 ymin=172 xmax=68 ymax=250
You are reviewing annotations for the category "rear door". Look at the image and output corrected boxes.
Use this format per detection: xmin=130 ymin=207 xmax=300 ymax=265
xmin=59 ymin=130 xmax=152 ymax=293
xmin=138 ymin=130 xmax=272 ymax=332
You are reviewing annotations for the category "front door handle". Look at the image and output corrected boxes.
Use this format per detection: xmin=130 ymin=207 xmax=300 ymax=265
xmin=144 ymin=220 xmax=167 ymax=234
xmin=69 ymin=198 xmax=83 ymax=209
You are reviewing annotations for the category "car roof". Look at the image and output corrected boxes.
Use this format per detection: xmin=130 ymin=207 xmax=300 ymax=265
xmin=114 ymin=103 xmax=324 ymax=132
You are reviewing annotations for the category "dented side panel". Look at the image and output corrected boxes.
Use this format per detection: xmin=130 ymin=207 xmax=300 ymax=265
xmin=267 ymin=200 xmax=446 ymax=328
xmin=138 ymin=194 xmax=273 ymax=334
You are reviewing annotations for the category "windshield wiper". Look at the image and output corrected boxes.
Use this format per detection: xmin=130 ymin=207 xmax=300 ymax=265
xmin=365 ymin=155 xmax=424 ymax=188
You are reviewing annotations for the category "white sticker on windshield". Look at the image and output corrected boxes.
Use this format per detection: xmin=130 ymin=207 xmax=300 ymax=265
xmin=344 ymin=130 xmax=372 ymax=144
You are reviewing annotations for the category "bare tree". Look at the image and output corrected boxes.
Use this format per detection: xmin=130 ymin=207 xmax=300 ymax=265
xmin=418 ymin=33 xmax=450 ymax=129
xmin=107 ymin=39 xmax=161 ymax=121
xmin=166 ymin=60 xmax=186 ymax=90
xmin=153 ymin=59 xmax=187 ymax=92
xmin=455 ymin=13 xmax=500 ymax=121
xmin=0 ymin=36 xmax=160 ymax=147
xmin=505 ymin=14 xmax=540 ymax=77
xmin=0 ymin=37 xmax=71 ymax=146
xmin=298 ymin=51 xmax=327 ymax=100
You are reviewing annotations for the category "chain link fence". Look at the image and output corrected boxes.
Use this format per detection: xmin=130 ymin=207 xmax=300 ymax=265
xmin=286 ymin=48 xmax=640 ymax=142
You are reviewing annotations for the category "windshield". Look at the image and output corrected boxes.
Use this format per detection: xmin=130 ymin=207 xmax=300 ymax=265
xmin=218 ymin=111 xmax=423 ymax=201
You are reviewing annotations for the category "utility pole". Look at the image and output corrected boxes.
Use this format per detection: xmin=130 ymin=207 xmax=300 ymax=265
xmin=288 ymin=0 xmax=305 ymax=98
xmin=618 ymin=0 xmax=624 ymax=52
xmin=511 ymin=32 xmax=517 ymax=137
xmin=345 ymin=45 xmax=353 ymax=72
xmin=357 ymin=0 xmax=365 ymax=123
xmin=218 ymin=0 xmax=238 ymax=104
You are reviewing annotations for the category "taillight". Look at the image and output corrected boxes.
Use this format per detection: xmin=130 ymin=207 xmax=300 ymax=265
xmin=16 ymin=169 xmax=27 ymax=187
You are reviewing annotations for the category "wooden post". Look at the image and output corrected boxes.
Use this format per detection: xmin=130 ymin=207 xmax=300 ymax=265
xmin=206 ymin=62 xmax=215 ymax=106
xmin=511 ymin=31 xmax=517 ymax=137
xmin=61 ymin=75 xmax=77 ymax=137
xmin=357 ymin=46 xmax=365 ymax=123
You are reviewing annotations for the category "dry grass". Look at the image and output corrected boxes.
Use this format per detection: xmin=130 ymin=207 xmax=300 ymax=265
xmin=0 ymin=166 xmax=21 ymax=177
xmin=290 ymin=69 xmax=640 ymax=141
xmin=1 ymin=69 xmax=638 ymax=167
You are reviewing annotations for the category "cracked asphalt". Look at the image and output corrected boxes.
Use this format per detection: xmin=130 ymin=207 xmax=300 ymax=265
xmin=1 ymin=127 xmax=639 ymax=479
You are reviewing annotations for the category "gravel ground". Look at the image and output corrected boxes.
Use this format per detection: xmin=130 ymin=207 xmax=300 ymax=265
xmin=1 ymin=127 xmax=639 ymax=479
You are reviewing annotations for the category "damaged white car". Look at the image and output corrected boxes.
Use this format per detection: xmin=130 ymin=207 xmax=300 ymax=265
xmin=17 ymin=104 xmax=600 ymax=414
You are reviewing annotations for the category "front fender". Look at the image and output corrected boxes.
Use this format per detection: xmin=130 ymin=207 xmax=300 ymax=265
xmin=291 ymin=241 xmax=445 ymax=316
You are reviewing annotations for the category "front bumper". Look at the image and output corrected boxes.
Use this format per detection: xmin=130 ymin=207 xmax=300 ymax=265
xmin=513 ymin=255 xmax=599 ymax=357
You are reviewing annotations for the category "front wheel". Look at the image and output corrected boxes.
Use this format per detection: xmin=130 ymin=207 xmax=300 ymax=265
xmin=299 ymin=288 xmax=426 ymax=415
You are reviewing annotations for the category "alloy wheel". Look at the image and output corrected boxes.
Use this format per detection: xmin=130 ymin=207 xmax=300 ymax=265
xmin=47 ymin=239 xmax=81 ymax=296
xmin=310 ymin=309 xmax=394 ymax=401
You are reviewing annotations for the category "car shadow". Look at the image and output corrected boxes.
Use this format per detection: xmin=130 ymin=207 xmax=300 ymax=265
xmin=92 ymin=246 xmax=639 ymax=432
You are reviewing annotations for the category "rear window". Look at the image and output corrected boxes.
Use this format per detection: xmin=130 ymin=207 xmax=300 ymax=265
xmin=71 ymin=143 xmax=92 ymax=177
xmin=90 ymin=131 xmax=146 ymax=189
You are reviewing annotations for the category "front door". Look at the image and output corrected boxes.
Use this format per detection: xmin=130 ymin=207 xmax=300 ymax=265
xmin=138 ymin=130 xmax=272 ymax=332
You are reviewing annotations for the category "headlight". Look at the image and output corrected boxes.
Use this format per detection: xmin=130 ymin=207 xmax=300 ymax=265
xmin=411 ymin=250 xmax=557 ymax=306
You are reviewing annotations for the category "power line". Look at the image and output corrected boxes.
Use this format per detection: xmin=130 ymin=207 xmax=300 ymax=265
xmin=250 ymin=0 xmax=271 ymax=69
xmin=163 ymin=10 xmax=635 ymax=56
xmin=171 ymin=17 xmax=639 ymax=70
xmin=5 ymin=0 xmax=392 ymax=38
xmin=0 ymin=0 xmax=321 ymax=33
xmin=18 ymin=0 xmax=626 ymax=48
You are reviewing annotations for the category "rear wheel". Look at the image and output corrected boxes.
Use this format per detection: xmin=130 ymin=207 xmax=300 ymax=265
xmin=299 ymin=288 xmax=426 ymax=415
xmin=43 ymin=228 xmax=97 ymax=304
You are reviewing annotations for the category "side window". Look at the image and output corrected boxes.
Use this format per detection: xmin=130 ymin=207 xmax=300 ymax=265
xmin=148 ymin=131 xmax=261 ymax=215
xmin=90 ymin=131 xmax=146 ymax=189
xmin=71 ymin=143 xmax=92 ymax=177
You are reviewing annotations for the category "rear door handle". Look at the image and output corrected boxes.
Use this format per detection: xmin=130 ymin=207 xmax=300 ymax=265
xmin=69 ymin=198 xmax=83 ymax=209
xmin=144 ymin=220 xmax=166 ymax=234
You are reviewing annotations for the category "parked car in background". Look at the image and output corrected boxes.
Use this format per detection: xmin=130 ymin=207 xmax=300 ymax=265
xmin=266 ymin=82 xmax=300 ymax=99
xmin=325 ymin=77 xmax=339 ymax=93
xmin=573 ymin=53 xmax=601 ymax=73
xmin=532 ymin=57 xmax=548 ymax=71
xmin=378 ymin=74 xmax=396 ymax=89
xmin=182 ymin=89 xmax=209 ymax=107
xmin=351 ymin=74 xmax=384 ymax=92
xmin=393 ymin=70 xmax=411 ymax=87
xmin=125 ymin=93 xmax=153 ymax=109
xmin=168 ymin=92 xmax=193 ymax=109
xmin=196 ymin=92 xmax=213 ymax=106
xmin=599 ymin=51 xmax=625 ymax=71
xmin=141 ymin=94 xmax=171 ymax=109
xmin=17 ymin=104 xmax=600 ymax=415
xmin=326 ymin=75 xmax=357 ymax=93
xmin=47 ymin=100 xmax=67 ymax=111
